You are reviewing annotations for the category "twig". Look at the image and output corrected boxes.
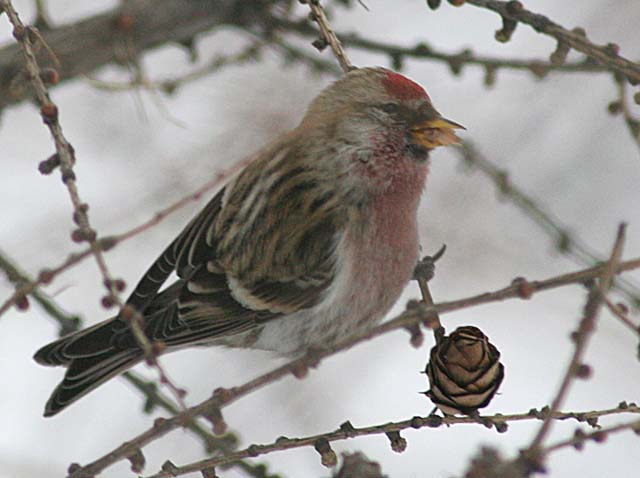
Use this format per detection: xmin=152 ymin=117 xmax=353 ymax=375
xmin=141 ymin=404 xmax=640 ymax=478
xmin=457 ymin=141 xmax=640 ymax=308
xmin=68 ymin=256 xmax=640 ymax=478
xmin=0 ymin=249 xmax=277 ymax=478
xmin=274 ymin=17 xmax=610 ymax=80
xmin=614 ymin=76 xmax=640 ymax=152
xmin=0 ymin=0 xmax=197 ymax=410
xmin=0 ymin=167 xmax=239 ymax=318
xmin=541 ymin=418 xmax=640 ymax=455
xmin=527 ymin=224 xmax=626 ymax=451
xmin=303 ymin=0 xmax=353 ymax=73
xmin=601 ymin=296 xmax=640 ymax=336
xmin=461 ymin=0 xmax=640 ymax=84
xmin=85 ymin=42 xmax=262 ymax=94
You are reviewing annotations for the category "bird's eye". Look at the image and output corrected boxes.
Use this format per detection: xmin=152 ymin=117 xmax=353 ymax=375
xmin=378 ymin=103 xmax=399 ymax=114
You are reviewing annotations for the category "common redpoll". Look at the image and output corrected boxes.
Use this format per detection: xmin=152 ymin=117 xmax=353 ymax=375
xmin=34 ymin=67 xmax=463 ymax=416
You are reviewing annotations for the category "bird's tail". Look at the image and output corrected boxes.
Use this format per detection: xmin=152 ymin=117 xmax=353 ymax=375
xmin=34 ymin=318 xmax=143 ymax=417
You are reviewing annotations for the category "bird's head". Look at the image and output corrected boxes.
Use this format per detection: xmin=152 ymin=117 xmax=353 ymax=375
xmin=302 ymin=67 xmax=464 ymax=161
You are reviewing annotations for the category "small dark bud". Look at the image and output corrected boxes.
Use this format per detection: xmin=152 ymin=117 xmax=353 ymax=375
xmin=127 ymin=448 xmax=146 ymax=473
xmin=205 ymin=407 xmax=227 ymax=435
xmin=151 ymin=341 xmax=166 ymax=356
xmin=549 ymin=41 xmax=570 ymax=66
xmin=572 ymin=27 xmax=586 ymax=37
xmin=506 ymin=1 xmax=523 ymax=13
xmin=410 ymin=416 xmax=425 ymax=428
xmin=61 ymin=167 xmax=76 ymax=184
xmin=391 ymin=53 xmax=404 ymax=71
xmin=405 ymin=323 xmax=424 ymax=348
xmin=290 ymin=359 xmax=309 ymax=379
xmin=202 ymin=467 xmax=218 ymax=478
xmin=12 ymin=25 xmax=26 ymax=41
xmin=495 ymin=421 xmax=509 ymax=433
xmin=592 ymin=431 xmax=607 ymax=443
xmin=386 ymin=430 xmax=407 ymax=453
xmin=448 ymin=0 xmax=465 ymax=5
xmin=619 ymin=401 xmax=629 ymax=409
xmin=586 ymin=416 xmax=599 ymax=428
xmin=40 ymin=68 xmax=60 ymax=85
xmin=557 ymin=231 xmax=572 ymax=252
xmin=339 ymin=420 xmax=356 ymax=436
xmin=616 ymin=302 xmax=630 ymax=314
xmin=314 ymin=438 xmax=337 ymax=468
xmin=212 ymin=387 xmax=233 ymax=403
xmin=575 ymin=363 xmax=592 ymax=379
xmin=161 ymin=460 xmax=179 ymax=475
xmin=512 ymin=277 xmax=535 ymax=299
xmin=495 ymin=17 xmax=517 ymax=43
xmin=101 ymin=294 xmax=117 ymax=309
xmin=15 ymin=294 xmax=30 ymax=311
xmin=311 ymin=37 xmax=328 ymax=51
xmin=484 ymin=65 xmax=497 ymax=87
xmin=529 ymin=62 xmax=549 ymax=79
xmin=153 ymin=417 xmax=167 ymax=428
xmin=608 ymin=101 xmax=622 ymax=115
xmin=40 ymin=103 xmax=58 ymax=123
xmin=38 ymin=154 xmax=61 ymax=175
xmin=427 ymin=0 xmax=441 ymax=9
xmin=67 ymin=463 xmax=82 ymax=474
xmin=38 ymin=268 xmax=54 ymax=284
xmin=573 ymin=429 xmax=586 ymax=450
xmin=604 ymin=43 xmax=620 ymax=56
xmin=71 ymin=227 xmax=96 ymax=243
xmin=114 ymin=14 xmax=135 ymax=31
xmin=246 ymin=444 xmax=260 ymax=458
xmin=425 ymin=415 xmax=443 ymax=428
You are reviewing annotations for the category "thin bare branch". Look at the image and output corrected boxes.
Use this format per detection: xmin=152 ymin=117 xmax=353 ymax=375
xmin=457 ymin=141 xmax=640 ymax=308
xmin=527 ymin=224 xmax=626 ymax=450
xmin=303 ymin=0 xmax=353 ymax=73
xmin=461 ymin=0 xmax=640 ymax=84
xmin=142 ymin=404 xmax=640 ymax=478
xmin=68 ymin=256 xmax=640 ymax=478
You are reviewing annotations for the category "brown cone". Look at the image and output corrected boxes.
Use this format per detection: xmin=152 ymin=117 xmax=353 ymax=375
xmin=425 ymin=326 xmax=504 ymax=415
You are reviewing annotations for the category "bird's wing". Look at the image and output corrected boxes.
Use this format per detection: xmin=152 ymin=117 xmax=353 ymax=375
xmin=123 ymin=142 xmax=346 ymax=345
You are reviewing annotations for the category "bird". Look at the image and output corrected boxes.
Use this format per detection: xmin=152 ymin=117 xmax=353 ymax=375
xmin=34 ymin=67 xmax=464 ymax=417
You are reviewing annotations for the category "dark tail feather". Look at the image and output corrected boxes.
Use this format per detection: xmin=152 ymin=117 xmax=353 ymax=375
xmin=43 ymin=349 xmax=142 ymax=417
xmin=34 ymin=317 xmax=143 ymax=416
xmin=34 ymin=317 xmax=125 ymax=366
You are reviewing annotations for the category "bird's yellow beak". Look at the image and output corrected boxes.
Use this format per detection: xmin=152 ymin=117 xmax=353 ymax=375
xmin=410 ymin=117 xmax=465 ymax=149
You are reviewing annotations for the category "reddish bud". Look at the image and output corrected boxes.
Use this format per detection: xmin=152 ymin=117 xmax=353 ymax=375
xmin=38 ymin=154 xmax=60 ymax=174
xmin=101 ymin=294 xmax=117 ymax=309
xmin=506 ymin=1 xmax=523 ymax=13
xmin=38 ymin=268 xmax=54 ymax=284
xmin=512 ymin=277 xmax=535 ymax=299
xmin=114 ymin=14 xmax=135 ymax=31
xmin=386 ymin=430 xmax=407 ymax=453
xmin=15 ymin=294 xmax=30 ymax=311
xmin=40 ymin=103 xmax=58 ymax=123
xmin=575 ymin=363 xmax=592 ymax=379
xmin=592 ymin=430 xmax=607 ymax=443
xmin=40 ymin=68 xmax=60 ymax=85
xmin=314 ymin=438 xmax=337 ymax=468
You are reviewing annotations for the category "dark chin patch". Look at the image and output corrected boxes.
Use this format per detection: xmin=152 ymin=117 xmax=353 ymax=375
xmin=407 ymin=143 xmax=431 ymax=161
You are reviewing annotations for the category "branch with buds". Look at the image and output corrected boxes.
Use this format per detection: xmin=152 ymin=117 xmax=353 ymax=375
xmin=64 ymin=255 xmax=640 ymax=478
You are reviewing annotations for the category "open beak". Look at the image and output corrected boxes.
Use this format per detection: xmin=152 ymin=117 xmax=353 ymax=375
xmin=410 ymin=117 xmax=465 ymax=150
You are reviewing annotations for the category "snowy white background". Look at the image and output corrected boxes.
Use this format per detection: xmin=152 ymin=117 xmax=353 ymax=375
xmin=1 ymin=1 xmax=639 ymax=477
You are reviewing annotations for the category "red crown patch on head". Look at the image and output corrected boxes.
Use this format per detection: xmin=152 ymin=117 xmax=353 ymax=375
xmin=381 ymin=71 xmax=429 ymax=101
